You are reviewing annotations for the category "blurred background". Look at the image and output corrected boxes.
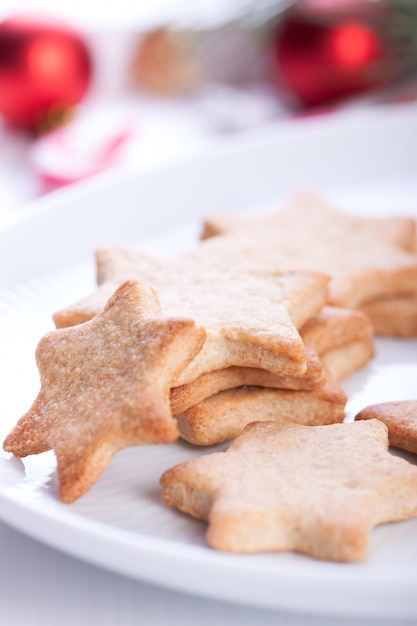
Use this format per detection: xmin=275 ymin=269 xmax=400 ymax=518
xmin=0 ymin=0 xmax=416 ymax=225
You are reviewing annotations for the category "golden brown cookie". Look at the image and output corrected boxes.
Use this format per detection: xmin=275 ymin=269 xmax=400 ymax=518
xmin=199 ymin=193 xmax=417 ymax=332
xmin=170 ymin=346 xmax=325 ymax=415
xmin=299 ymin=305 xmax=375 ymax=381
xmin=160 ymin=419 xmax=417 ymax=561
xmin=176 ymin=379 xmax=347 ymax=445
xmin=319 ymin=338 xmax=374 ymax=382
xmin=201 ymin=195 xmax=417 ymax=252
xmin=355 ymin=400 xmax=417 ymax=455
xmin=299 ymin=305 xmax=374 ymax=355
xmin=53 ymin=247 xmax=330 ymax=383
xmin=3 ymin=280 xmax=205 ymax=503
xmin=170 ymin=305 xmax=374 ymax=414
xmin=359 ymin=295 xmax=417 ymax=337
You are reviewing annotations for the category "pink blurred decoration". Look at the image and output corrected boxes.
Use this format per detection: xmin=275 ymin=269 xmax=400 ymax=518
xmin=29 ymin=115 xmax=133 ymax=193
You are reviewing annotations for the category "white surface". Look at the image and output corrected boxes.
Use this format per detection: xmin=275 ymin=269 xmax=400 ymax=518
xmin=0 ymin=105 xmax=417 ymax=625
xmin=0 ymin=89 xmax=284 ymax=229
xmin=0 ymin=0 xmax=289 ymax=30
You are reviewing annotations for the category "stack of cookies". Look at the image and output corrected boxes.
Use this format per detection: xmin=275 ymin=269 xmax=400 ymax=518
xmin=51 ymin=242 xmax=375 ymax=448
xmin=3 ymin=193 xmax=417 ymax=563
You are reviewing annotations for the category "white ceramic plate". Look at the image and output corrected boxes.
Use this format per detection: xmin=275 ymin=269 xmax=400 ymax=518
xmin=0 ymin=105 xmax=417 ymax=620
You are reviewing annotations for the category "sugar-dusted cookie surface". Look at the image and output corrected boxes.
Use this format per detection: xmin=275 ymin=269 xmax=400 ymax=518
xmin=199 ymin=193 xmax=417 ymax=330
xmin=161 ymin=420 xmax=417 ymax=561
xmin=54 ymin=247 xmax=330 ymax=383
xmin=3 ymin=280 xmax=205 ymax=503
xmin=355 ymin=400 xmax=417 ymax=455
xmin=175 ymin=379 xmax=346 ymax=445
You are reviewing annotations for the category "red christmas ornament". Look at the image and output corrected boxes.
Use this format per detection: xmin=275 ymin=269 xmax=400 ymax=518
xmin=0 ymin=17 xmax=92 ymax=132
xmin=274 ymin=11 xmax=394 ymax=108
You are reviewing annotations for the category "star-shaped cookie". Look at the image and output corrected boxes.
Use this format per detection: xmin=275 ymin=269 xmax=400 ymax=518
xmin=170 ymin=346 xmax=326 ymax=416
xmin=360 ymin=295 xmax=417 ymax=337
xmin=170 ymin=304 xmax=374 ymax=414
xmin=160 ymin=419 xmax=417 ymax=561
xmin=356 ymin=400 xmax=417 ymax=455
xmin=53 ymin=247 xmax=329 ymax=383
xmin=176 ymin=380 xmax=347 ymax=445
xmin=3 ymin=280 xmax=205 ymax=503
xmin=199 ymin=192 xmax=417 ymax=332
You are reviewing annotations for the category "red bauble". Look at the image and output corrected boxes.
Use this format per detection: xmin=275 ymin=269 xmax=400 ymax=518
xmin=274 ymin=13 xmax=393 ymax=107
xmin=0 ymin=17 xmax=92 ymax=132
